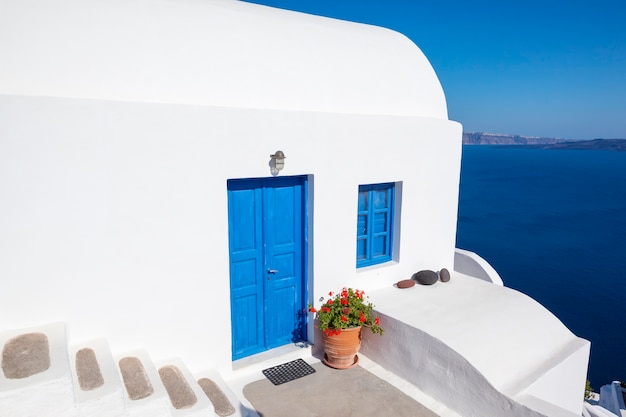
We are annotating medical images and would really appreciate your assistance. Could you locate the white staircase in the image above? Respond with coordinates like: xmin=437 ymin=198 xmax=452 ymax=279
xmin=0 ymin=323 xmax=243 ymax=417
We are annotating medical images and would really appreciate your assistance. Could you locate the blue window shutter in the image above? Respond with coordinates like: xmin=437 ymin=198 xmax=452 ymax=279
xmin=357 ymin=183 xmax=394 ymax=267
xmin=356 ymin=189 xmax=369 ymax=262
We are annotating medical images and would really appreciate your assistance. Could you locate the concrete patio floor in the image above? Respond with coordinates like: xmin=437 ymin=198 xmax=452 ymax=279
xmin=243 ymin=361 xmax=438 ymax=417
xmin=224 ymin=346 xmax=462 ymax=417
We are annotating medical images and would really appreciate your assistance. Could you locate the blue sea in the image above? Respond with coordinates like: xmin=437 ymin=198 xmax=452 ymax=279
xmin=456 ymin=145 xmax=626 ymax=388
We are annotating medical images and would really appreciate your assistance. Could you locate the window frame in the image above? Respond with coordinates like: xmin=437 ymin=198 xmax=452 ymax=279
xmin=356 ymin=182 xmax=394 ymax=268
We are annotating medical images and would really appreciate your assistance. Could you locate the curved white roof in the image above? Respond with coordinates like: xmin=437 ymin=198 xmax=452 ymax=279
xmin=372 ymin=274 xmax=585 ymax=396
xmin=0 ymin=0 xmax=448 ymax=119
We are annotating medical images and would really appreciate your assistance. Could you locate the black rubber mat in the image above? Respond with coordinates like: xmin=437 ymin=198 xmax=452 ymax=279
xmin=262 ymin=359 xmax=316 ymax=385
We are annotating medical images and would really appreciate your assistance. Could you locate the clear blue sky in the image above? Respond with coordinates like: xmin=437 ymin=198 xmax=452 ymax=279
xmin=243 ymin=0 xmax=626 ymax=139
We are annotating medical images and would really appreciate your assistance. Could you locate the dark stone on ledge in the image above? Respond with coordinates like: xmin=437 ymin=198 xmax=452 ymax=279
xmin=412 ymin=270 xmax=438 ymax=285
xmin=439 ymin=268 xmax=451 ymax=282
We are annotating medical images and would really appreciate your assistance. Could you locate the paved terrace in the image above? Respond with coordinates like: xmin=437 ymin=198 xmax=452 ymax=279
xmin=227 ymin=348 xmax=462 ymax=417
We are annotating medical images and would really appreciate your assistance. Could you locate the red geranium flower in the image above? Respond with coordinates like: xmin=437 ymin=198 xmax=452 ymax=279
xmin=307 ymin=287 xmax=384 ymax=336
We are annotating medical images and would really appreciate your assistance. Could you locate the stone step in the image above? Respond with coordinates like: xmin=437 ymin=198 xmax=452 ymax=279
xmin=116 ymin=350 xmax=171 ymax=417
xmin=155 ymin=358 xmax=215 ymax=417
xmin=195 ymin=369 xmax=240 ymax=417
xmin=0 ymin=323 xmax=246 ymax=417
xmin=69 ymin=338 xmax=128 ymax=417
xmin=0 ymin=322 xmax=76 ymax=417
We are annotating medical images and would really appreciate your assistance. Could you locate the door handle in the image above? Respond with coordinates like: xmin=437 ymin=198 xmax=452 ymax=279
xmin=267 ymin=268 xmax=278 ymax=281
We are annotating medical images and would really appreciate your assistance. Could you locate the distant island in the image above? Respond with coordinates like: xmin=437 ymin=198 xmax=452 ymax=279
xmin=463 ymin=132 xmax=626 ymax=151
xmin=463 ymin=132 xmax=566 ymax=145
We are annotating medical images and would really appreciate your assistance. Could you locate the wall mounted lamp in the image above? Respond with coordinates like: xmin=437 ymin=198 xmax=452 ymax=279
xmin=270 ymin=150 xmax=286 ymax=176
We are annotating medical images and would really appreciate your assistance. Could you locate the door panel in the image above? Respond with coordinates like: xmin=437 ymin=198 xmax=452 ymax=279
xmin=264 ymin=181 xmax=302 ymax=348
xmin=228 ymin=184 xmax=264 ymax=356
xmin=266 ymin=285 xmax=297 ymax=348
xmin=228 ymin=176 xmax=306 ymax=360
xmin=231 ymin=294 xmax=260 ymax=354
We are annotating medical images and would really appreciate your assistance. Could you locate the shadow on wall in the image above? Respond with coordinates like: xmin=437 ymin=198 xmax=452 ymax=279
xmin=454 ymin=248 xmax=503 ymax=285
xmin=360 ymin=311 xmax=547 ymax=417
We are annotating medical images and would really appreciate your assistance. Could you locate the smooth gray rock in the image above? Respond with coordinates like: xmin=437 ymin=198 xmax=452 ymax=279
xmin=412 ymin=270 xmax=438 ymax=285
xmin=439 ymin=268 xmax=451 ymax=282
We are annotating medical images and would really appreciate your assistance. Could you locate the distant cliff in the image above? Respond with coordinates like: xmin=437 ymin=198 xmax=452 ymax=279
xmin=463 ymin=132 xmax=566 ymax=145
xmin=462 ymin=132 xmax=626 ymax=151
xmin=543 ymin=139 xmax=626 ymax=151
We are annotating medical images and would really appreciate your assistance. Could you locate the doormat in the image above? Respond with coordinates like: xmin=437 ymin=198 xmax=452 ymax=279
xmin=262 ymin=359 xmax=316 ymax=385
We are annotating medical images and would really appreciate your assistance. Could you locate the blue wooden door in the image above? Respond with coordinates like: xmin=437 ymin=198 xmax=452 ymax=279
xmin=227 ymin=176 xmax=306 ymax=360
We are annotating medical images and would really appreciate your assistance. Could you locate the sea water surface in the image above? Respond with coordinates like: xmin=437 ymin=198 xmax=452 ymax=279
xmin=456 ymin=145 xmax=626 ymax=388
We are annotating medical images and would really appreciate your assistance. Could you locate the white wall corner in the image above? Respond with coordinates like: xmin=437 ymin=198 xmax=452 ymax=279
xmin=521 ymin=337 xmax=591 ymax=415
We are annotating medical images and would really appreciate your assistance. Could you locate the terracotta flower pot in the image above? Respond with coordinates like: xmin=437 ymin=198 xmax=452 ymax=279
xmin=322 ymin=326 xmax=362 ymax=369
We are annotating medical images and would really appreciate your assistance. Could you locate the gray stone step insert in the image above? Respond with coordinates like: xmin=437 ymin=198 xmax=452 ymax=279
xmin=76 ymin=347 xmax=104 ymax=391
xmin=119 ymin=356 xmax=154 ymax=400
xmin=194 ymin=368 xmax=243 ymax=417
xmin=69 ymin=338 xmax=125 ymax=405
xmin=69 ymin=339 xmax=127 ymax=417
xmin=1 ymin=332 xmax=50 ymax=379
xmin=115 ymin=349 xmax=171 ymax=416
xmin=198 ymin=377 xmax=236 ymax=416
xmin=0 ymin=323 xmax=75 ymax=416
xmin=0 ymin=322 xmax=71 ymax=391
xmin=159 ymin=364 xmax=197 ymax=409
xmin=155 ymin=358 xmax=214 ymax=416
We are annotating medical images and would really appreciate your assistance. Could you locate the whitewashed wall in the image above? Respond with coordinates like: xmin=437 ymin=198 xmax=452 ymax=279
xmin=0 ymin=0 xmax=462 ymax=371
xmin=0 ymin=95 xmax=461 ymax=371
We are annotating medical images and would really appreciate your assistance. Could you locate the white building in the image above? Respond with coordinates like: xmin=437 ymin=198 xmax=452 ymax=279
xmin=0 ymin=0 xmax=590 ymax=416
